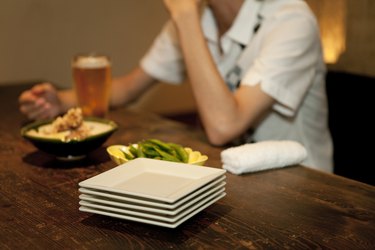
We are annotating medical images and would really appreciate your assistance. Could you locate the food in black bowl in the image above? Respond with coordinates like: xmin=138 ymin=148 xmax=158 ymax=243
xmin=21 ymin=108 xmax=117 ymax=161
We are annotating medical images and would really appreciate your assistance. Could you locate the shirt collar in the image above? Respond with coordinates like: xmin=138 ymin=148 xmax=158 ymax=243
xmin=201 ymin=7 xmax=217 ymax=43
xmin=201 ymin=0 xmax=261 ymax=46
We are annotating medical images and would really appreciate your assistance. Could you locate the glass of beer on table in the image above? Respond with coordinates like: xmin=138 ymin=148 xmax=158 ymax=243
xmin=72 ymin=54 xmax=112 ymax=117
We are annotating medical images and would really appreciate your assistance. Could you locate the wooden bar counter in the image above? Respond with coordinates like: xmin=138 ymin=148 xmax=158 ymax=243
xmin=1 ymin=83 xmax=374 ymax=249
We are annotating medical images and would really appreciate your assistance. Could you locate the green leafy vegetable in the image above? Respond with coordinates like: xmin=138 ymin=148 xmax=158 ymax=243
xmin=123 ymin=139 xmax=189 ymax=163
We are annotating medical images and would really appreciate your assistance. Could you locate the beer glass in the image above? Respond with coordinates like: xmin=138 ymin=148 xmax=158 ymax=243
xmin=72 ymin=54 xmax=112 ymax=117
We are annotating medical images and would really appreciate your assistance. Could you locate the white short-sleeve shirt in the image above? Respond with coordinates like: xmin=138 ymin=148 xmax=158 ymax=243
xmin=140 ymin=0 xmax=333 ymax=173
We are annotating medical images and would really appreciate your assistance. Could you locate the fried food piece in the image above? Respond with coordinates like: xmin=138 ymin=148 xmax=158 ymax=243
xmin=47 ymin=108 xmax=90 ymax=140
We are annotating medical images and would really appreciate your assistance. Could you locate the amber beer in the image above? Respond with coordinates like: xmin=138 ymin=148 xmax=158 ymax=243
xmin=72 ymin=55 xmax=111 ymax=117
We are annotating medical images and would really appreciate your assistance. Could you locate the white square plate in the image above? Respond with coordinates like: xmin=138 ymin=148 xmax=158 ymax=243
xmin=79 ymin=175 xmax=226 ymax=209
xmin=79 ymin=158 xmax=226 ymax=203
xmin=79 ymin=188 xmax=225 ymax=222
xmin=79 ymin=182 xmax=225 ymax=216
xmin=79 ymin=192 xmax=226 ymax=228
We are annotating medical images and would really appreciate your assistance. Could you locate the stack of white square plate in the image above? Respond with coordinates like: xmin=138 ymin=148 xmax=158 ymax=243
xmin=78 ymin=158 xmax=226 ymax=228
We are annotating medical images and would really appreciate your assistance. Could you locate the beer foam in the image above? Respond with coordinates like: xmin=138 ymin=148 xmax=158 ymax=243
xmin=73 ymin=56 xmax=110 ymax=69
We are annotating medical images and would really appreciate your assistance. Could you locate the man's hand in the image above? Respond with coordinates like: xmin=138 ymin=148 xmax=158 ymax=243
xmin=18 ymin=82 xmax=63 ymax=120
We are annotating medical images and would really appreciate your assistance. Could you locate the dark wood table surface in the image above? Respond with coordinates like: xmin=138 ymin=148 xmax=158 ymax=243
xmin=1 ymin=83 xmax=374 ymax=249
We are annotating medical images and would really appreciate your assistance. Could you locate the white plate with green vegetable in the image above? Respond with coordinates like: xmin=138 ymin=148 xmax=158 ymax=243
xmin=107 ymin=139 xmax=208 ymax=166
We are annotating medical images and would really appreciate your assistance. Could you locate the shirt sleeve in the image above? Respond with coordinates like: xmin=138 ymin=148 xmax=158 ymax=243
xmin=140 ymin=20 xmax=186 ymax=84
xmin=241 ymin=6 xmax=323 ymax=117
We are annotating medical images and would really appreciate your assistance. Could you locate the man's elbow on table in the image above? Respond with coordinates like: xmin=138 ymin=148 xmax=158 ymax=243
xmin=205 ymin=123 xmax=241 ymax=146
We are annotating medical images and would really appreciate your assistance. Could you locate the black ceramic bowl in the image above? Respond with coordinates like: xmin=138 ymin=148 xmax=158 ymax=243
xmin=21 ymin=117 xmax=118 ymax=160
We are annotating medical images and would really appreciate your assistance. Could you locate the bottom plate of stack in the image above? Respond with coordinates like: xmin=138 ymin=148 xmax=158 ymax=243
xmin=78 ymin=158 xmax=226 ymax=228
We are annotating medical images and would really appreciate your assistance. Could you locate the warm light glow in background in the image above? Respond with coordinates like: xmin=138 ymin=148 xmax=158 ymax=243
xmin=306 ymin=0 xmax=347 ymax=64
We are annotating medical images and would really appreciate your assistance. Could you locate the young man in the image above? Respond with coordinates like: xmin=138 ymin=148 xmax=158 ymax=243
xmin=19 ymin=0 xmax=333 ymax=172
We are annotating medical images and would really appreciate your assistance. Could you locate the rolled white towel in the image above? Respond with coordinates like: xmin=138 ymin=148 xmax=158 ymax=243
xmin=221 ymin=140 xmax=307 ymax=175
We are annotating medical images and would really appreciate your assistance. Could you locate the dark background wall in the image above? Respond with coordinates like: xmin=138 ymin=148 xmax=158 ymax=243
xmin=326 ymin=71 xmax=375 ymax=185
